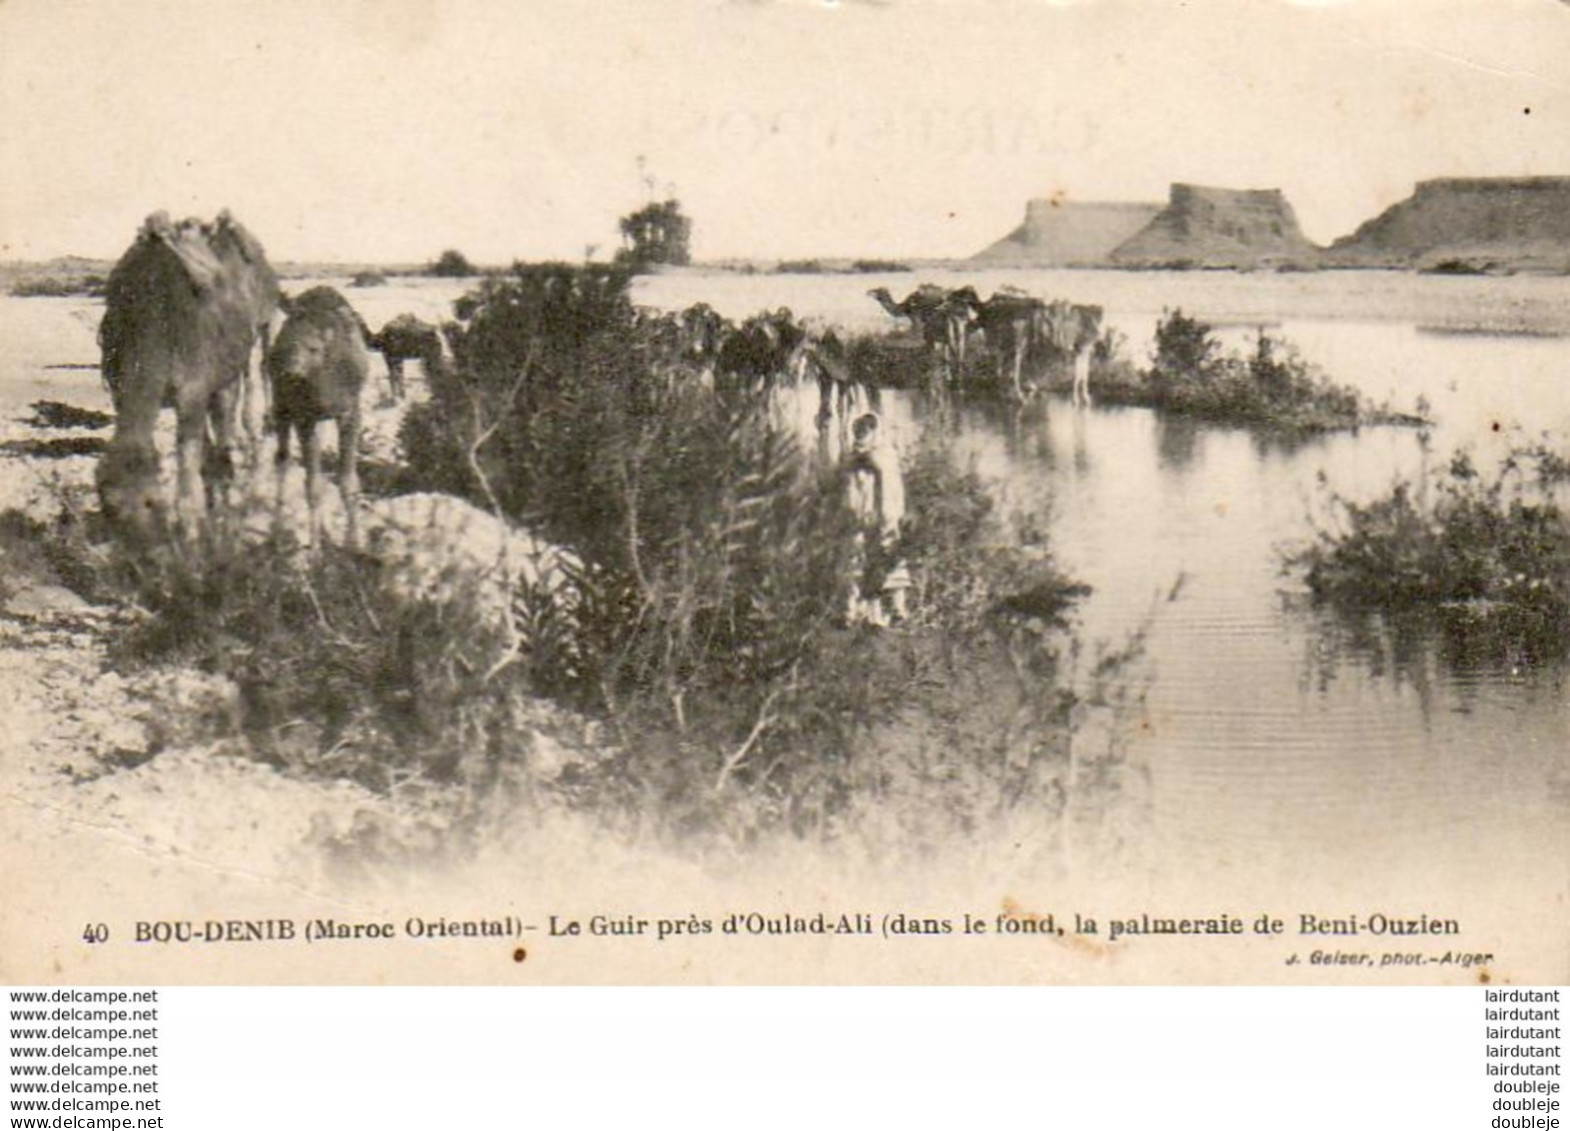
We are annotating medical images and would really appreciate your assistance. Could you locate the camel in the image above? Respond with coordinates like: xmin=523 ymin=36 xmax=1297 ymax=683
xmin=867 ymin=285 xmax=976 ymax=385
xmin=266 ymin=286 xmax=371 ymax=548
xmin=968 ymin=290 xmax=1048 ymax=401
xmin=678 ymin=302 xmax=729 ymax=372
xmin=368 ymin=313 xmax=449 ymax=401
xmin=715 ymin=307 xmax=810 ymax=395
xmin=1036 ymin=301 xmax=1104 ymax=407
xmin=97 ymin=211 xmax=279 ymax=535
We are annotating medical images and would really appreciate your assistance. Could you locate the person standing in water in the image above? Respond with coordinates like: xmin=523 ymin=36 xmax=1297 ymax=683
xmin=843 ymin=412 xmax=910 ymax=627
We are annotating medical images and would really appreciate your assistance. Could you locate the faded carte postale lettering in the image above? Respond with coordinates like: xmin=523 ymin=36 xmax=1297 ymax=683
xmin=0 ymin=0 xmax=1565 ymax=987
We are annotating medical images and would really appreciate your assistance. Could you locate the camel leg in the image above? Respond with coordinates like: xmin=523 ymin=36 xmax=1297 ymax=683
xmin=174 ymin=409 xmax=209 ymax=536
xmin=206 ymin=382 xmax=242 ymax=515
xmin=243 ymin=326 xmax=273 ymax=459
xmin=385 ymin=357 xmax=404 ymax=403
xmin=1011 ymin=347 xmax=1027 ymax=403
xmin=1073 ymin=348 xmax=1092 ymax=408
xmin=272 ymin=417 xmax=293 ymax=537
xmin=337 ymin=407 xmax=362 ymax=550
xmin=302 ymin=421 xmax=323 ymax=552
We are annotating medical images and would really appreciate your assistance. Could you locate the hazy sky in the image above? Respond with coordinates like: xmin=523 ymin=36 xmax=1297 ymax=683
xmin=2 ymin=0 xmax=1567 ymax=264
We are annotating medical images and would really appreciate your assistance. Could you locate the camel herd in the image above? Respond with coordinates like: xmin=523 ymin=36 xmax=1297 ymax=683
xmin=93 ymin=212 xmax=444 ymax=546
xmin=90 ymin=212 xmax=1105 ymax=545
xmin=868 ymin=284 xmax=1103 ymax=404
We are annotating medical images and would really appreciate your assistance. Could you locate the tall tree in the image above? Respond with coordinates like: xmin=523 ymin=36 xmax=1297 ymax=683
xmin=616 ymin=199 xmax=692 ymax=271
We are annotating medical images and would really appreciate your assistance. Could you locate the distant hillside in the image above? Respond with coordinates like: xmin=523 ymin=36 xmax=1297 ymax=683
xmin=1110 ymin=184 xmax=1320 ymax=269
xmin=971 ymin=200 xmax=1161 ymax=266
xmin=1326 ymin=177 xmax=1570 ymax=271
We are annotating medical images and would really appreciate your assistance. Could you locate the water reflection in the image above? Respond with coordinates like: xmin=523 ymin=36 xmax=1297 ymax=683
xmin=1153 ymin=414 xmax=1202 ymax=472
xmin=1309 ymin=600 xmax=1570 ymax=685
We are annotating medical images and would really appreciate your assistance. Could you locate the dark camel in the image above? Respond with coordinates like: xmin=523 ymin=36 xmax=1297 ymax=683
xmin=634 ymin=302 xmax=731 ymax=388
xmin=97 ymin=211 xmax=279 ymax=535
xmin=968 ymin=290 xmax=1048 ymax=401
xmin=715 ymin=307 xmax=810 ymax=394
xmin=678 ymin=302 xmax=729 ymax=372
xmin=867 ymin=285 xmax=976 ymax=385
xmin=368 ymin=313 xmax=448 ymax=401
xmin=266 ymin=286 xmax=371 ymax=548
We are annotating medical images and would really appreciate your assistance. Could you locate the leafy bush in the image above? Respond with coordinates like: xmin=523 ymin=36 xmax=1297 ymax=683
xmin=1290 ymin=445 xmax=1570 ymax=664
xmin=1094 ymin=309 xmax=1393 ymax=431
xmin=1150 ymin=308 xmax=1220 ymax=393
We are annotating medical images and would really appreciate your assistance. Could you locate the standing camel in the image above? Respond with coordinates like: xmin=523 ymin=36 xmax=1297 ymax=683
xmin=867 ymin=285 xmax=976 ymax=386
xmin=678 ymin=302 xmax=729 ymax=375
xmin=368 ymin=313 xmax=449 ymax=401
xmin=715 ymin=307 xmax=810 ymax=396
xmin=1036 ymin=301 xmax=1104 ymax=407
xmin=267 ymin=286 xmax=371 ymax=548
xmin=968 ymin=290 xmax=1048 ymax=402
xmin=97 ymin=211 xmax=279 ymax=535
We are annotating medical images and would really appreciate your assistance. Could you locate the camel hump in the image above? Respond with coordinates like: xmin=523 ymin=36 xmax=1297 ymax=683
xmin=138 ymin=211 xmax=175 ymax=240
xmin=211 ymin=209 xmax=269 ymax=267
xmin=135 ymin=211 xmax=260 ymax=297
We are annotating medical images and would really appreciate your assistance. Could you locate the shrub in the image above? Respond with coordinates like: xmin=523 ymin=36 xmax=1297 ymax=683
xmin=11 ymin=275 xmax=100 ymax=298
xmin=428 ymin=249 xmax=476 ymax=277
xmin=395 ymin=264 xmax=1104 ymax=843
xmin=1290 ymin=445 xmax=1570 ymax=665
xmin=1096 ymin=310 xmax=1387 ymax=431
xmin=1151 ymin=308 xmax=1221 ymax=389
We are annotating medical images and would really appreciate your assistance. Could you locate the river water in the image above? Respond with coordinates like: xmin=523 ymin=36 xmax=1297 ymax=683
xmin=638 ymin=268 xmax=1570 ymax=904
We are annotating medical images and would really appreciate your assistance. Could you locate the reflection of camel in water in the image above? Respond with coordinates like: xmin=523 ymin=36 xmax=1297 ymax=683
xmin=96 ymin=211 xmax=279 ymax=534
xmin=368 ymin=313 xmax=448 ymax=401
xmin=267 ymin=286 xmax=370 ymax=548
xmin=867 ymin=285 xmax=976 ymax=385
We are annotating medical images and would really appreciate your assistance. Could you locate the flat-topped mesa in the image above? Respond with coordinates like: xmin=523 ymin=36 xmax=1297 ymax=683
xmin=971 ymin=199 xmax=1162 ymax=266
xmin=1327 ymin=176 xmax=1570 ymax=270
xmin=1109 ymin=183 xmax=1321 ymax=269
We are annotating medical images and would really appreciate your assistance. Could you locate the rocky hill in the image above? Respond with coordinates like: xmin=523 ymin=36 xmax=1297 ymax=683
xmin=1109 ymin=184 xmax=1320 ymax=269
xmin=1325 ymin=177 xmax=1570 ymax=272
xmin=971 ymin=199 xmax=1161 ymax=266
